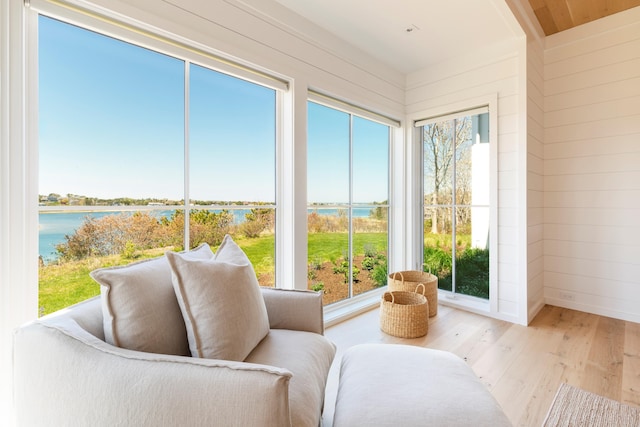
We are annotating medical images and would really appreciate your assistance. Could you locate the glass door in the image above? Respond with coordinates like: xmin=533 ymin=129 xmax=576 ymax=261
xmin=421 ymin=108 xmax=490 ymax=299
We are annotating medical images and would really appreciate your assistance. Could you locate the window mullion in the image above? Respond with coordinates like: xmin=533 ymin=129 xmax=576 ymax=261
xmin=348 ymin=114 xmax=354 ymax=299
xmin=451 ymin=119 xmax=457 ymax=295
xmin=184 ymin=61 xmax=190 ymax=250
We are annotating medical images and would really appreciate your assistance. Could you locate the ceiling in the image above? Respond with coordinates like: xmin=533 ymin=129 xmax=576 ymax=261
xmin=240 ymin=0 xmax=640 ymax=74
xmin=528 ymin=0 xmax=640 ymax=35
xmin=268 ymin=0 xmax=520 ymax=74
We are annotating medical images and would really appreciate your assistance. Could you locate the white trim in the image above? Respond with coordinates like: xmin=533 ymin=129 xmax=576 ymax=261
xmin=308 ymin=90 xmax=401 ymax=128
xmin=1 ymin=2 xmax=39 ymax=425
xmin=408 ymin=93 xmax=499 ymax=317
xmin=324 ymin=287 xmax=386 ymax=327
xmin=306 ymin=95 xmax=392 ymax=301
xmin=414 ymin=105 xmax=490 ymax=128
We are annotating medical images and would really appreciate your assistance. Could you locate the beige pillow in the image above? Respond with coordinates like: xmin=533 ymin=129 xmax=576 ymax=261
xmin=167 ymin=235 xmax=269 ymax=361
xmin=90 ymin=243 xmax=213 ymax=355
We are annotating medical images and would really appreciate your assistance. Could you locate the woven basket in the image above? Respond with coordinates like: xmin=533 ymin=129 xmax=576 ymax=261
xmin=388 ymin=270 xmax=438 ymax=317
xmin=380 ymin=285 xmax=429 ymax=338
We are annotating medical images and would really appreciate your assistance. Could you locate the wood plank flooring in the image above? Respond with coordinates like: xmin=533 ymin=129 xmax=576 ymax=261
xmin=322 ymin=304 xmax=640 ymax=426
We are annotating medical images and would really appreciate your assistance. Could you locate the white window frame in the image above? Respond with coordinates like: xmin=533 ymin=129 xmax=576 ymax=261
xmin=307 ymin=91 xmax=400 ymax=324
xmin=409 ymin=94 xmax=499 ymax=316
xmin=29 ymin=2 xmax=290 ymax=289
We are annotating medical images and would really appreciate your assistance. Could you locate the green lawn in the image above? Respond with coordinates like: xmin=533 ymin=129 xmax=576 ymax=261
xmin=38 ymin=232 xmax=388 ymax=316
xmin=39 ymin=232 xmax=490 ymax=316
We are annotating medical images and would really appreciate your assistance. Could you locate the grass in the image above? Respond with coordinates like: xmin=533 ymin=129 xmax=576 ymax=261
xmin=38 ymin=232 xmax=388 ymax=316
xmin=38 ymin=248 xmax=167 ymax=316
xmin=308 ymin=233 xmax=387 ymax=262
xmin=39 ymin=231 xmax=490 ymax=316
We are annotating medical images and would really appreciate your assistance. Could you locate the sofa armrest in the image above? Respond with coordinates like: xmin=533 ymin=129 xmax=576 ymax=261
xmin=13 ymin=318 xmax=293 ymax=427
xmin=260 ymin=287 xmax=325 ymax=334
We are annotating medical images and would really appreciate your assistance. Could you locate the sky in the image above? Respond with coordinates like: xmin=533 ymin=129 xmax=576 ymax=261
xmin=38 ymin=15 xmax=389 ymax=205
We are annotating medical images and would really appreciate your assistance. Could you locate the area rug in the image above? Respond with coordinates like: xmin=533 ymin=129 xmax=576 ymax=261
xmin=543 ymin=382 xmax=640 ymax=426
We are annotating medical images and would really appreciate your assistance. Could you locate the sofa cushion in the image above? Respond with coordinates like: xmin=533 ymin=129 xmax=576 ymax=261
xmin=244 ymin=329 xmax=337 ymax=427
xmin=90 ymin=243 xmax=213 ymax=355
xmin=166 ymin=235 xmax=270 ymax=361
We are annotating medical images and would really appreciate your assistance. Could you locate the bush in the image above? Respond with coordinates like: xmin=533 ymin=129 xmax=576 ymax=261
xmin=425 ymin=246 xmax=489 ymax=299
xmin=56 ymin=213 xmax=163 ymax=261
xmin=55 ymin=209 xmax=236 ymax=262
xmin=332 ymin=259 xmax=359 ymax=283
xmin=241 ymin=208 xmax=274 ymax=238
xmin=189 ymin=209 xmax=234 ymax=247
xmin=121 ymin=241 xmax=136 ymax=259
xmin=370 ymin=255 xmax=388 ymax=287
xmin=454 ymin=248 xmax=489 ymax=298
xmin=361 ymin=256 xmax=376 ymax=271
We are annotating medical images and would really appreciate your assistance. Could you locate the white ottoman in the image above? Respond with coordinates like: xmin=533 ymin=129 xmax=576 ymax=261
xmin=332 ymin=344 xmax=511 ymax=427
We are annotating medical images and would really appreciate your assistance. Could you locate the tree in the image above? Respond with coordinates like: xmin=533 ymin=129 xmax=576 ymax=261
xmin=423 ymin=117 xmax=472 ymax=234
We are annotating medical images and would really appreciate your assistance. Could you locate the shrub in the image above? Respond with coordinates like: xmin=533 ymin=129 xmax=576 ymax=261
xmin=370 ymin=256 xmax=388 ymax=288
xmin=361 ymin=256 xmax=376 ymax=271
xmin=241 ymin=208 xmax=274 ymax=238
xmin=332 ymin=259 xmax=359 ymax=283
xmin=363 ymin=243 xmax=377 ymax=258
xmin=423 ymin=246 xmax=452 ymax=277
xmin=121 ymin=241 xmax=136 ymax=259
xmin=425 ymin=247 xmax=489 ymax=299
xmin=56 ymin=213 xmax=162 ymax=261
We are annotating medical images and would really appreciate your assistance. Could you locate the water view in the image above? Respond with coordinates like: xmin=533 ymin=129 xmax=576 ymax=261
xmin=39 ymin=207 xmax=375 ymax=262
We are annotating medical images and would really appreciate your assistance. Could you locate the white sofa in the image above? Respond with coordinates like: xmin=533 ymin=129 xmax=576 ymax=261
xmin=13 ymin=287 xmax=336 ymax=427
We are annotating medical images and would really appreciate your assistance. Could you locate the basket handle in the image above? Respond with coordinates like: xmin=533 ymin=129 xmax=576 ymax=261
xmin=391 ymin=271 xmax=405 ymax=285
xmin=415 ymin=283 xmax=425 ymax=295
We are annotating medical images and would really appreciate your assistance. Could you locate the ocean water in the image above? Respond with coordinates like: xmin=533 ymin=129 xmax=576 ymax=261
xmin=39 ymin=207 xmax=375 ymax=261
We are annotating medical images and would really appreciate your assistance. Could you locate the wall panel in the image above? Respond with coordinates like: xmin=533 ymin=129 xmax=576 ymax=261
xmin=544 ymin=8 xmax=640 ymax=324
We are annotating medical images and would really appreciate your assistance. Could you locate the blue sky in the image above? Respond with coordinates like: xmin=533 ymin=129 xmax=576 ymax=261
xmin=39 ymin=16 xmax=388 ymax=204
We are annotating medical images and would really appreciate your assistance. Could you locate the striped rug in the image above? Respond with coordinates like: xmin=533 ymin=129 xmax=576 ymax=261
xmin=543 ymin=383 xmax=640 ymax=427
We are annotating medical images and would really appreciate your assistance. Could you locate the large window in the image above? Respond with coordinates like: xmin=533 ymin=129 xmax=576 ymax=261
xmin=420 ymin=108 xmax=491 ymax=300
xmin=38 ymin=16 xmax=277 ymax=315
xmin=307 ymin=101 xmax=390 ymax=305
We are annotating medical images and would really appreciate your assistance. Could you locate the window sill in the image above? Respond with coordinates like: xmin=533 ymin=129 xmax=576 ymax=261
xmin=437 ymin=290 xmax=490 ymax=314
xmin=323 ymin=287 xmax=492 ymax=328
xmin=323 ymin=287 xmax=386 ymax=328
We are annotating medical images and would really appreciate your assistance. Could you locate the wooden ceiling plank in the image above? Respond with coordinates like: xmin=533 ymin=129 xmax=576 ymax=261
xmin=613 ymin=0 xmax=640 ymax=14
xmin=567 ymin=0 xmax=598 ymax=27
xmin=528 ymin=0 xmax=640 ymax=36
xmin=532 ymin=5 xmax=560 ymax=35
xmin=545 ymin=0 xmax=576 ymax=33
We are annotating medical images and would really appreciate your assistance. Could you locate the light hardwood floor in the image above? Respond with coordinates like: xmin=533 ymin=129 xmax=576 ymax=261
xmin=322 ymin=303 xmax=640 ymax=427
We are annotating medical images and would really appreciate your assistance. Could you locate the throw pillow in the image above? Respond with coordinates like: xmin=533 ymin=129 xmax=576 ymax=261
xmin=90 ymin=243 xmax=213 ymax=355
xmin=166 ymin=235 xmax=269 ymax=361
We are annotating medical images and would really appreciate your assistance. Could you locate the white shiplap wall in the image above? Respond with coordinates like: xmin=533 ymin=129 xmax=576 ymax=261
xmin=405 ymin=39 xmax=525 ymax=324
xmin=517 ymin=0 xmax=547 ymax=323
xmin=543 ymin=7 xmax=640 ymax=323
xmin=527 ymin=31 xmax=546 ymax=323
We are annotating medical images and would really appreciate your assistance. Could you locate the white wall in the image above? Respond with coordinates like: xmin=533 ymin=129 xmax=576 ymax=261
xmin=405 ymin=36 xmax=526 ymax=324
xmin=543 ymin=7 xmax=640 ymax=323
xmin=525 ymin=31 xmax=545 ymax=323
xmin=505 ymin=0 xmax=547 ymax=323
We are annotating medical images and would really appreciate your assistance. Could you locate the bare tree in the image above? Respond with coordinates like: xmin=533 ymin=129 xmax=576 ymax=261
xmin=423 ymin=117 xmax=472 ymax=234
